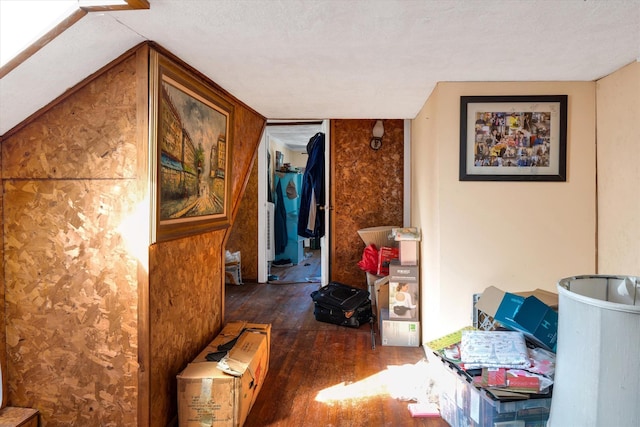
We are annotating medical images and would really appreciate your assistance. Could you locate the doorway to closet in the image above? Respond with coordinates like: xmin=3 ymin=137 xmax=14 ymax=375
xmin=257 ymin=120 xmax=330 ymax=285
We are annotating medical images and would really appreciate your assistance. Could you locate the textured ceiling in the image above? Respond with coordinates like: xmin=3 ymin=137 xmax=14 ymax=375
xmin=266 ymin=121 xmax=324 ymax=150
xmin=1 ymin=0 xmax=639 ymax=137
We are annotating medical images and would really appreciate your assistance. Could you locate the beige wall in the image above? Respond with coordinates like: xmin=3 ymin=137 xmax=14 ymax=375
xmin=269 ymin=137 xmax=305 ymax=170
xmin=412 ymin=81 xmax=597 ymax=342
xmin=596 ymin=61 xmax=640 ymax=276
xmin=286 ymin=147 xmax=308 ymax=169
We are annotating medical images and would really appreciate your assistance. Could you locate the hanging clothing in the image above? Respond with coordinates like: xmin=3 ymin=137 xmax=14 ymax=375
xmin=274 ymin=179 xmax=288 ymax=255
xmin=267 ymin=151 xmax=274 ymax=203
xmin=298 ymin=132 xmax=325 ymax=238
xmin=286 ymin=178 xmax=298 ymax=199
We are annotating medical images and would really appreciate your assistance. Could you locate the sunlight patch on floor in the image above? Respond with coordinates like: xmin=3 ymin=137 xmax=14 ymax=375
xmin=315 ymin=359 xmax=439 ymax=404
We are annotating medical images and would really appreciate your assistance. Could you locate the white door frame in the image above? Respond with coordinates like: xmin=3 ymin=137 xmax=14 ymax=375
xmin=320 ymin=120 xmax=330 ymax=286
xmin=257 ymin=120 xmax=330 ymax=284
xmin=257 ymin=130 xmax=269 ymax=283
xmin=403 ymin=119 xmax=411 ymax=227
xmin=258 ymin=119 xmax=408 ymax=284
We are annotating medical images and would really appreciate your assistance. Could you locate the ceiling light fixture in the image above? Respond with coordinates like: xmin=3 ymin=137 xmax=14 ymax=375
xmin=370 ymin=120 xmax=384 ymax=150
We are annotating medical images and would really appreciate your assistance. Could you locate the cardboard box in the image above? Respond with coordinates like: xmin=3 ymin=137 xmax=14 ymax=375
xmin=177 ymin=321 xmax=271 ymax=427
xmin=475 ymin=286 xmax=558 ymax=351
xmin=399 ymin=240 xmax=418 ymax=265
xmin=388 ymin=261 xmax=419 ymax=321
xmin=366 ymin=271 xmax=384 ymax=298
xmin=392 ymin=227 xmax=421 ymax=265
xmin=357 ymin=226 xmax=398 ymax=248
xmin=377 ymin=246 xmax=399 ymax=276
xmin=515 ymin=288 xmax=558 ymax=310
xmin=375 ymin=277 xmax=389 ymax=310
xmin=380 ymin=308 xmax=420 ymax=347
xmin=375 ymin=280 xmax=389 ymax=322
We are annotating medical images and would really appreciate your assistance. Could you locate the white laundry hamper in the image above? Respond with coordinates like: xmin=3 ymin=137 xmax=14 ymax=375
xmin=548 ymin=275 xmax=640 ymax=427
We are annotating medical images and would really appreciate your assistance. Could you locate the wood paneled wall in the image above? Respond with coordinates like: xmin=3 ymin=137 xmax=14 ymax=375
xmin=0 ymin=42 xmax=265 ymax=426
xmin=330 ymin=119 xmax=404 ymax=288
xmin=0 ymin=149 xmax=5 ymax=410
xmin=149 ymin=232 xmax=224 ymax=424
xmin=2 ymin=50 xmax=141 ymax=426
xmin=226 ymin=157 xmax=259 ymax=283
xmin=148 ymin=51 xmax=265 ymax=424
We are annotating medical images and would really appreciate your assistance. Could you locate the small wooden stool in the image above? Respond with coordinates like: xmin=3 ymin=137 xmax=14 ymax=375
xmin=0 ymin=407 xmax=38 ymax=427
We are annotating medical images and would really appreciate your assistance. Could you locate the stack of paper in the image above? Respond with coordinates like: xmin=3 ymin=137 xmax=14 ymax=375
xmin=460 ymin=330 xmax=530 ymax=370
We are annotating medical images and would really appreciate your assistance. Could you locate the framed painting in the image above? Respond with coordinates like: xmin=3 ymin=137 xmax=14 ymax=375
xmin=459 ymin=95 xmax=567 ymax=181
xmin=150 ymin=51 xmax=234 ymax=242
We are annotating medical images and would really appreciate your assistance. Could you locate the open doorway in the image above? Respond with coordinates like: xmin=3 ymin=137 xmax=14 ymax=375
xmin=257 ymin=120 xmax=329 ymax=285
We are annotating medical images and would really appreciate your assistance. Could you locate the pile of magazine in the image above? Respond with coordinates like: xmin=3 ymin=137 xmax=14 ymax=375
xmin=426 ymin=327 xmax=556 ymax=399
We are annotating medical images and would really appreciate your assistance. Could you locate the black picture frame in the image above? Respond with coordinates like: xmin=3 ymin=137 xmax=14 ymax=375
xmin=460 ymin=95 xmax=567 ymax=181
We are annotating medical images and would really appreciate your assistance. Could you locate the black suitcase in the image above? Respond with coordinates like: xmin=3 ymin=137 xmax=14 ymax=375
xmin=312 ymin=298 xmax=373 ymax=328
xmin=310 ymin=281 xmax=375 ymax=345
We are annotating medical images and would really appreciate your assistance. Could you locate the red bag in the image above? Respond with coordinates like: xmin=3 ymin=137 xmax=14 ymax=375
xmin=357 ymin=244 xmax=379 ymax=275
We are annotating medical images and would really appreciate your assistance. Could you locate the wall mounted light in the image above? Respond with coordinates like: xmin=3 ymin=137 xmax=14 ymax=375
xmin=370 ymin=120 xmax=384 ymax=150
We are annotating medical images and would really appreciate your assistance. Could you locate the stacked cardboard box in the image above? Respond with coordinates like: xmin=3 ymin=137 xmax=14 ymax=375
xmin=381 ymin=261 xmax=420 ymax=346
xmin=177 ymin=321 xmax=271 ymax=427
xmin=394 ymin=227 xmax=420 ymax=265
xmin=380 ymin=227 xmax=422 ymax=347
xmin=388 ymin=262 xmax=419 ymax=322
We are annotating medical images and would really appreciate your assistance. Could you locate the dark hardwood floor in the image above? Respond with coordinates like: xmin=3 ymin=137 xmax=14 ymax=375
xmin=269 ymin=249 xmax=322 ymax=284
xmin=225 ymin=281 xmax=449 ymax=427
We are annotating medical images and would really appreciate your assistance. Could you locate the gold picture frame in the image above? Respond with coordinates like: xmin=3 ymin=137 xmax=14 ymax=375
xmin=150 ymin=51 xmax=234 ymax=242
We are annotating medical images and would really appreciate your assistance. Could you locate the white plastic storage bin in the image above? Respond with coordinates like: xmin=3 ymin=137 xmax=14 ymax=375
xmin=434 ymin=355 xmax=551 ymax=427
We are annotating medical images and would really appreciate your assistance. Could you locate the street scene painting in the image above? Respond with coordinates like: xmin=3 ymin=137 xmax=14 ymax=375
xmin=152 ymin=53 xmax=233 ymax=241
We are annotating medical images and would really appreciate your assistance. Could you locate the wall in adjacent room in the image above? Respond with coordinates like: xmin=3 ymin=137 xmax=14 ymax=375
xmin=412 ymin=81 xmax=597 ymax=342
xmin=595 ymin=61 xmax=640 ymax=276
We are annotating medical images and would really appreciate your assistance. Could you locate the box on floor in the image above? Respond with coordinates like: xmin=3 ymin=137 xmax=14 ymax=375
xmin=379 ymin=308 xmax=420 ymax=347
xmin=177 ymin=321 xmax=271 ymax=427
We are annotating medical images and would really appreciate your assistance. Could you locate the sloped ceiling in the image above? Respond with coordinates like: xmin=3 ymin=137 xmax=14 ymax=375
xmin=1 ymin=0 xmax=639 ymax=137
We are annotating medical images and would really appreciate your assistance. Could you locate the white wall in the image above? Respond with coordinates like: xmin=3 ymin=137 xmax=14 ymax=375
xmin=596 ymin=61 xmax=640 ymax=276
xmin=412 ymin=81 xmax=597 ymax=342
